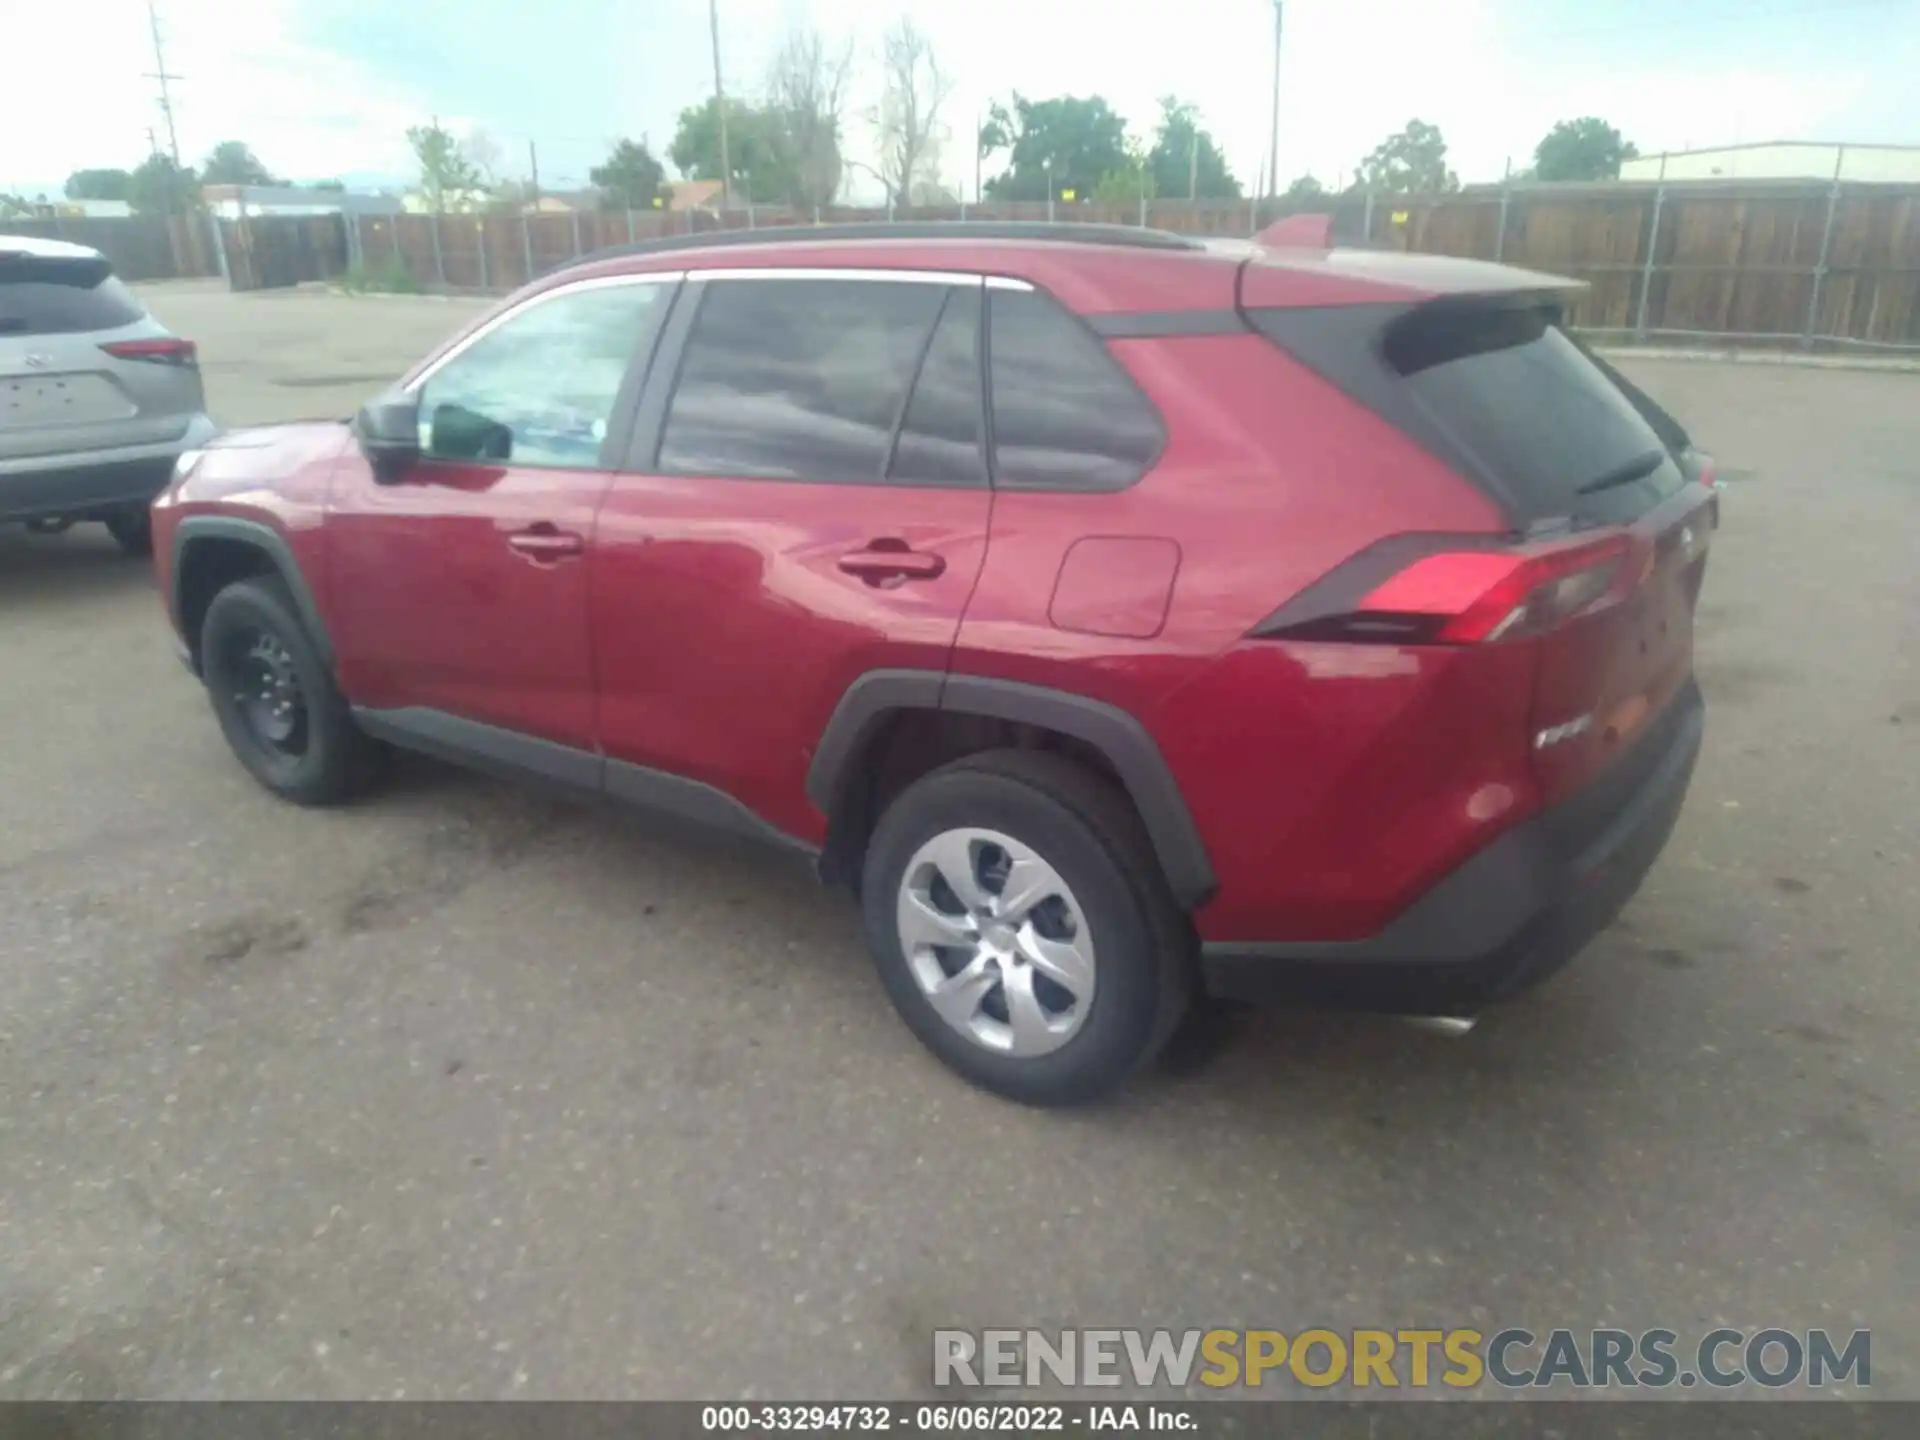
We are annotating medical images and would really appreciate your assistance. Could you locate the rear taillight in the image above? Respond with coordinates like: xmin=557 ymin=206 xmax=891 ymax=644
xmin=101 ymin=336 xmax=197 ymax=367
xmin=1259 ymin=535 xmax=1630 ymax=646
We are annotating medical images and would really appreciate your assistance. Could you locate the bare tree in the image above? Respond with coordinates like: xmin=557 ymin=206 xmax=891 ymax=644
xmin=872 ymin=16 xmax=953 ymax=206
xmin=766 ymin=24 xmax=854 ymax=208
xmin=463 ymin=128 xmax=503 ymax=186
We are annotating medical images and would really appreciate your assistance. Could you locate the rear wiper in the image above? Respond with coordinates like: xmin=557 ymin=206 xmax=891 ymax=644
xmin=1574 ymin=448 xmax=1666 ymax=496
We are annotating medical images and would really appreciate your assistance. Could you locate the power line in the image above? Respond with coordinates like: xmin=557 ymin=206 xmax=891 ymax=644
xmin=144 ymin=0 xmax=183 ymax=168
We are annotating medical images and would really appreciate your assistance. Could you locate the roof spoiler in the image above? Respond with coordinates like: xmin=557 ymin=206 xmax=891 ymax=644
xmin=1254 ymin=213 xmax=1335 ymax=249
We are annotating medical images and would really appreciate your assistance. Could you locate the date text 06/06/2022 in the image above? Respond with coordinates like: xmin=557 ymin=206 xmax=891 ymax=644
xmin=700 ymin=1403 xmax=1197 ymax=1432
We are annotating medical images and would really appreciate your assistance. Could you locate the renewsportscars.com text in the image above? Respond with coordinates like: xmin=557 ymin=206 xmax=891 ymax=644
xmin=933 ymin=1327 xmax=1871 ymax=1391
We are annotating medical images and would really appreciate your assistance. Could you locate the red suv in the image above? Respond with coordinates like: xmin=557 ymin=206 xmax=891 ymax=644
xmin=153 ymin=223 xmax=1713 ymax=1104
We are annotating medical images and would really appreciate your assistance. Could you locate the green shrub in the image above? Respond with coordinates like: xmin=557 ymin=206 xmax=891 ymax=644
xmin=340 ymin=256 xmax=422 ymax=294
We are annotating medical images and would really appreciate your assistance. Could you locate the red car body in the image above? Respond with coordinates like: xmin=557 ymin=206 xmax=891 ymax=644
xmin=154 ymin=224 xmax=1712 ymax=1019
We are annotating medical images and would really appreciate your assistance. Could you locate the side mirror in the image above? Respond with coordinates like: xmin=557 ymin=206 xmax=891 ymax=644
xmin=425 ymin=403 xmax=513 ymax=463
xmin=354 ymin=397 xmax=420 ymax=481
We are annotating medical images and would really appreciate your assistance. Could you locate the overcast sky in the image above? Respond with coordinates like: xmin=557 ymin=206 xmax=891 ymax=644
xmin=5 ymin=0 xmax=1919 ymax=200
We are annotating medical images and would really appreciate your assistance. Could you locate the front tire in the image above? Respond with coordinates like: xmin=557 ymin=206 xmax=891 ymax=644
xmin=104 ymin=506 xmax=152 ymax=556
xmin=200 ymin=576 xmax=375 ymax=805
xmin=861 ymin=750 xmax=1193 ymax=1105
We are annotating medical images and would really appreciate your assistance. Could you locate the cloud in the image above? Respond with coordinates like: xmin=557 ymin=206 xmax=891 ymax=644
xmin=2 ymin=0 xmax=1898 ymax=201
xmin=0 ymin=0 xmax=434 ymax=191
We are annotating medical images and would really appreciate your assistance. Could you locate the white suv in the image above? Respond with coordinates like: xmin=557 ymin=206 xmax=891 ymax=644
xmin=2 ymin=236 xmax=216 ymax=554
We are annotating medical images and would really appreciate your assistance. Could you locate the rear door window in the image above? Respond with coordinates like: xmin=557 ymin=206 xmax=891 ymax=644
xmin=658 ymin=277 xmax=947 ymax=482
xmin=986 ymin=289 xmax=1163 ymax=491
xmin=0 ymin=256 xmax=145 ymax=336
xmin=887 ymin=287 xmax=986 ymax=486
xmin=1384 ymin=303 xmax=1684 ymax=525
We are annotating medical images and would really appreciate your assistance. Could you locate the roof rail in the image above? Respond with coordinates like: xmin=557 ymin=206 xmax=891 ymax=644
xmin=550 ymin=221 xmax=1204 ymax=277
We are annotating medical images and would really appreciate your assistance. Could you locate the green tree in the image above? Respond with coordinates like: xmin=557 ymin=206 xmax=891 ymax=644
xmin=64 ymin=168 xmax=133 ymax=201
xmin=669 ymin=97 xmax=788 ymax=203
xmin=0 ymin=193 xmax=38 ymax=219
xmin=201 ymin=141 xmax=279 ymax=186
xmin=1146 ymin=97 xmax=1241 ymax=201
xmin=979 ymin=93 xmax=1131 ymax=202
xmin=406 ymin=123 xmax=484 ymax=212
xmin=1533 ymin=117 xmax=1638 ymax=182
xmin=1356 ymin=119 xmax=1458 ymax=194
xmin=591 ymin=138 xmax=667 ymax=210
xmin=1283 ymin=174 xmax=1328 ymax=201
xmin=1091 ymin=161 xmax=1152 ymax=204
xmin=305 ymin=179 xmax=348 ymax=193
xmin=128 ymin=154 xmax=200 ymax=214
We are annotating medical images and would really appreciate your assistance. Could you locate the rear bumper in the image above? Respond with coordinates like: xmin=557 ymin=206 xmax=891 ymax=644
xmin=1 ymin=414 xmax=217 ymax=520
xmin=1201 ymin=679 xmax=1705 ymax=1013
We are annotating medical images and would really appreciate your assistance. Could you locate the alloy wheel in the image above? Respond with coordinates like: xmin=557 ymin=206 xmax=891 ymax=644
xmin=895 ymin=827 xmax=1096 ymax=1057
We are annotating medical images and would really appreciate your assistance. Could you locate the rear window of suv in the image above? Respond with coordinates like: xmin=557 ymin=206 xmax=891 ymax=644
xmin=1384 ymin=303 xmax=1684 ymax=525
xmin=0 ymin=255 xmax=145 ymax=336
xmin=1253 ymin=299 xmax=1686 ymax=527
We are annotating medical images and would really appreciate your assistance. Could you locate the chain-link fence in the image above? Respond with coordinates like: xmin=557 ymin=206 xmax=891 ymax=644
xmin=334 ymin=195 xmax=1312 ymax=296
xmin=1330 ymin=175 xmax=1920 ymax=353
xmin=14 ymin=174 xmax=1920 ymax=352
xmin=331 ymin=180 xmax=1920 ymax=353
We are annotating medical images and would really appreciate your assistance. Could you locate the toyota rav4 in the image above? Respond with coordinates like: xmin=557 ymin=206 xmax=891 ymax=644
xmin=153 ymin=222 xmax=1714 ymax=1104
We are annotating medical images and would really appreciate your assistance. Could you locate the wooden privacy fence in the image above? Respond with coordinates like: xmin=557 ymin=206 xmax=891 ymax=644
xmin=12 ymin=180 xmax=1919 ymax=349
xmin=219 ymin=215 xmax=352 ymax=290
xmin=339 ymin=198 xmax=1300 ymax=294
xmin=1325 ymin=179 xmax=1920 ymax=351
xmin=338 ymin=181 xmax=1920 ymax=351
xmin=2 ymin=214 xmax=220 ymax=281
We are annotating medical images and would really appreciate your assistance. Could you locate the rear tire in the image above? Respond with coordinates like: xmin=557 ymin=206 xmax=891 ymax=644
xmin=860 ymin=749 xmax=1193 ymax=1105
xmin=104 ymin=506 xmax=152 ymax=556
xmin=200 ymin=576 xmax=376 ymax=805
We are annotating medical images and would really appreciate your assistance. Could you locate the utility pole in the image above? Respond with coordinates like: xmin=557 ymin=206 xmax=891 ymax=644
xmin=528 ymin=139 xmax=540 ymax=207
xmin=975 ymin=112 xmax=983 ymax=206
xmin=1188 ymin=128 xmax=1198 ymax=202
xmin=145 ymin=0 xmax=183 ymax=169
xmin=1267 ymin=0 xmax=1284 ymax=200
xmin=709 ymin=0 xmax=732 ymax=211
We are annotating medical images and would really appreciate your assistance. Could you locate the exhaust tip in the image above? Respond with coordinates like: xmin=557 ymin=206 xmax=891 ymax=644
xmin=1402 ymin=1015 xmax=1478 ymax=1038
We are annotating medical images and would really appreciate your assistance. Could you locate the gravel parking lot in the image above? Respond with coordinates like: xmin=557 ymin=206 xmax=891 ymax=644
xmin=2 ymin=282 xmax=1915 ymax=1400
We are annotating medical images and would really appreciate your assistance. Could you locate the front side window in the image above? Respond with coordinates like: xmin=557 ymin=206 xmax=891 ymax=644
xmin=987 ymin=289 xmax=1164 ymax=491
xmin=415 ymin=280 xmax=672 ymax=469
xmin=657 ymin=277 xmax=947 ymax=482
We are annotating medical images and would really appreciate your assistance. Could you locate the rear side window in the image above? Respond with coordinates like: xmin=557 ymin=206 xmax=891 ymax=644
xmin=0 ymin=256 xmax=145 ymax=336
xmin=987 ymin=289 xmax=1163 ymax=490
xmin=1385 ymin=304 xmax=1684 ymax=524
xmin=659 ymin=277 xmax=946 ymax=482
xmin=887 ymin=287 xmax=985 ymax=486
